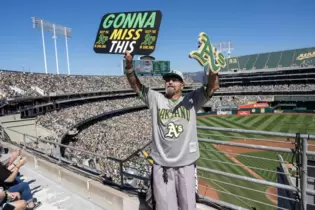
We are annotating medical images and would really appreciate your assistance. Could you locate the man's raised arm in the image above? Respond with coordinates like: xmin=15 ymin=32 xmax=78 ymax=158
xmin=188 ymin=70 xmax=220 ymax=112
xmin=206 ymin=71 xmax=219 ymax=98
xmin=124 ymin=51 xmax=142 ymax=94
xmin=124 ymin=51 xmax=160 ymax=108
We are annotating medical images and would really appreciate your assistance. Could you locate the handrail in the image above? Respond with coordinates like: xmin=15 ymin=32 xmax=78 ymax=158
xmin=199 ymin=138 xmax=293 ymax=153
xmin=197 ymin=126 xmax=315 ymax=139
xmin=278 ymin=154 xmax=296 ymax=187
xmin=122 ymin=140 xmax=152 ymax=163
xmin=197 ymin=166 xmax=298 ymax=192
xmin=38 ymin=138 xmax=122 ymax=162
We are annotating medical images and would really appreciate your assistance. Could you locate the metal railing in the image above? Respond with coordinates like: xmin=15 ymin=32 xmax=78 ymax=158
xmin=196 ymin=126 xmax=315 ymax=210
xmin=3 ymin=126 xmax=151 ymax=190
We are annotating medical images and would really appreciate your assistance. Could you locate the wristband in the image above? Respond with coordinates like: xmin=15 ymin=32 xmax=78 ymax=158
xmin=126 ymin=68 xmax=134 ymax=74
xmin=4 ymin=190 xmax=8 ymax=200
xmin=126 ymin=71 xmax=135 ymax=76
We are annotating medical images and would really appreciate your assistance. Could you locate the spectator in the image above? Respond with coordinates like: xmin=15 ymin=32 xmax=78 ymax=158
xmin=0 ymin=190 xmax=26 ymax=210
xmin=0 ymin=158 xmax=41 ymax=209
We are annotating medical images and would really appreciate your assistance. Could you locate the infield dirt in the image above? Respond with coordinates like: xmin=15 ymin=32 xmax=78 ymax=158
xmin=198 ymin=178 xmax=219 ymax=200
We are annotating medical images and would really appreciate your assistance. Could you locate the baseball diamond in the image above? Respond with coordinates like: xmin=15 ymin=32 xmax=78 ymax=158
xmin=196 ymin=113 xmax=315 ymax=210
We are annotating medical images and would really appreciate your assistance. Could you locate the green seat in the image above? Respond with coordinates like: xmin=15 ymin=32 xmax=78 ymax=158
xmin=254 ymin=53 xmax=269 ymax=69
xmin=278 ymin=49 xmax=295 ymax=67
xmin=238 ymin=55 xmax=250 ymax=70
xmin=245 ymin=54 xmax=258 ymax=70
xmin=266 ymin=51 xmax=282 ymax=68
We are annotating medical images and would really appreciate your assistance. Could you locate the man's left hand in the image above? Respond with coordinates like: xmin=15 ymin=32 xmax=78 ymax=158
xmin=207 ymin=72 xmax=219 ymax=97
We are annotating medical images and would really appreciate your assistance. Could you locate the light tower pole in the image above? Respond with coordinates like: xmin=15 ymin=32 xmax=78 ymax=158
xmin=32 ymin=17 xmax=72 ymax=75
xmin=213 ymin=41 xmax=234 ymax=58
xmin=52 ymin=24 xmax=59 ymax=74
xmin=64 ymin=28 xmax=71 ymax=75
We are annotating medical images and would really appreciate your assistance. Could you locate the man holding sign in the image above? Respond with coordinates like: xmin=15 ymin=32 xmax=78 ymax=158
xmin=124 ymin=32 xmax=224 ymax=210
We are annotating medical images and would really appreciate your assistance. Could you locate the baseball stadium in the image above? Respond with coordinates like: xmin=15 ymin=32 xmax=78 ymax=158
xmin=1 ymin=44 xmax=315 ymax=210
xmin=1 ymin=6 xmax=315 ymax=210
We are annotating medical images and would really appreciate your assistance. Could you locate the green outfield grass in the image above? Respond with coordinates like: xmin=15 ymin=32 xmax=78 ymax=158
xmin=196 ymin=114 xmax=315 ymax=210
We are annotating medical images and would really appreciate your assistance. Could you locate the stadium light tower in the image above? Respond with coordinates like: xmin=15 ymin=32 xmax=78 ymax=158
xmin=213 ymin=41 xmax=234 ymax=58
xmin=32 ymin=17 xmax=72 ymax=75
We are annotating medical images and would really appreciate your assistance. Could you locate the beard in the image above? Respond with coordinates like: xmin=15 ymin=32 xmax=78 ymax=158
xmin=165 ymin=87 xmax=176 ymax=96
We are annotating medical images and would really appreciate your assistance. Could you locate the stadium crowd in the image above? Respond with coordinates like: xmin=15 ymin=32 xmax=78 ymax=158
xmin=69 ymin=109 xmax=151 ymax=160
xmin=36 ymin=97 xmax=145 ymax=138
xmin=208 ymin=95 xmax=273 ymax=108
xmin=0 ymin=70 xmax=193 ymax=99
xmin=32 ymin=96 xmax=151 ymax=185
xmin=2 ymin=69 xmax=314 ymax=100
xmin=66 ymin=109 xmax=152 ymax=185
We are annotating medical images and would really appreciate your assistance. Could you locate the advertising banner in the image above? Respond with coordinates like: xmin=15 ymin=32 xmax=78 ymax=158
xmin=123 ymin=60 xmax=170 ymax=74
xmin=237 ymin=110 xmax=250 ymax=116
xmin=217 ymin=111 xmax=232 ymax=115
xmin=238 ymin=103 xmax=269 ymax=109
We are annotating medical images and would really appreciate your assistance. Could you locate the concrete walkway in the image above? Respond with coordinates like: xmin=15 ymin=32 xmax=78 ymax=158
xmin=19 ymin=163 xmax=107 ymax=210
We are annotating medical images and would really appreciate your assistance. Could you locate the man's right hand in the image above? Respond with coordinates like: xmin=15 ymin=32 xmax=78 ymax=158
xmin=8 ymin=192 xmax=21 ymax=200
xmin=124 ymin=51 xmax=133 ymax=69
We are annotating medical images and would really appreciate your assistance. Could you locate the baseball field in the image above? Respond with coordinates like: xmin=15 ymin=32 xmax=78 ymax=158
xmin=196 ymin=113 xmax=315 ymax=210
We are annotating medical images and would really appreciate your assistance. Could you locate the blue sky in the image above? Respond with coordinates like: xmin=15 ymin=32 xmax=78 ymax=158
xmin=0 ymin=0 xmax=314 ymax=76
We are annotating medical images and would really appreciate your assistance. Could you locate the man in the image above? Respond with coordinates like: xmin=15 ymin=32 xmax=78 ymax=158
xmin=124 ymin=51 xmax=219 ymax=210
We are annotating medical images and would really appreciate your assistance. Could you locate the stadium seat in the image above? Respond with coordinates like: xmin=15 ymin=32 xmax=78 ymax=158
xmin=265 ymin=51 xmax=282 ymax=68
xmin=278 ymin=49 xmax=295 ymax=67
xmin=245 ymin=54 xmax=259 ymax=70
xmin=254 ymin=53 xmax=269 ymax=69
xmin=238 ymin=55 xmax=250 ymax=70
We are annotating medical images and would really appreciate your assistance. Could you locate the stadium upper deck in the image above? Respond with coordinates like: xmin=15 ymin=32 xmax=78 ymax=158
xmin=221 ymin=46 xmax=315 ymax=73
xmin=214 ymin=47 xmax=315 ymax=87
